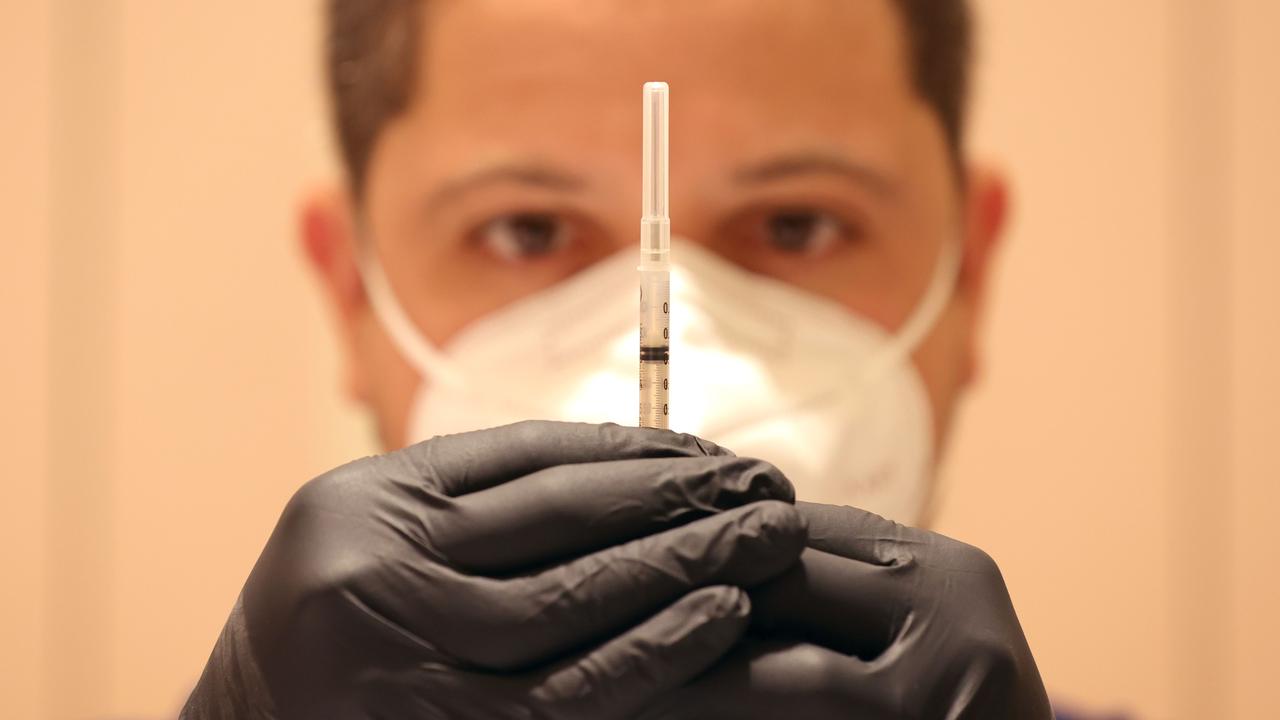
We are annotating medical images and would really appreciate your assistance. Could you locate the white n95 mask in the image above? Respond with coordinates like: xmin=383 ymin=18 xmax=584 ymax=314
xmin=361 ymin=238 xmax=959 ymax=524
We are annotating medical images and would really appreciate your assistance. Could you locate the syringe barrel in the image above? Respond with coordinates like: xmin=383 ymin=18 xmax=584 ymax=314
xmin=639 ymin=267 xmax=670 ymax=429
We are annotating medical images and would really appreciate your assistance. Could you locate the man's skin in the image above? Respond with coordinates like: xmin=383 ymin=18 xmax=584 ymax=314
xmin=299 ymin=0 xmax=1010 ymax=474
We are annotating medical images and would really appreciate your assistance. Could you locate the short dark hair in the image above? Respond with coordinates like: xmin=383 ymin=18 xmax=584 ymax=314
xmin=325 ymin=0 xmax=973 ymax=198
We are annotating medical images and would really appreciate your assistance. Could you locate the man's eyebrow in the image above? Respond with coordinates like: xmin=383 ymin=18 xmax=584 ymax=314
xmin=427 ymin=163 xmax=588 ymax=210
xmin=733 ymin=151 xmax=897 ymax=197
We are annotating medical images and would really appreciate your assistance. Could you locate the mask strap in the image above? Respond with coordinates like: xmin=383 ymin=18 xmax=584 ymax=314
xmin=356 ymin=245 xmax=467 ymax=389
xmin=699 ymin=236 xmax=963 ymax=441
xmin=856 ymin=238 xmax=963 ymax=389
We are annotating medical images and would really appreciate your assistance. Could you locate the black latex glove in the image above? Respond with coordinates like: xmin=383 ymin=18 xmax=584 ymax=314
xmin=640 ymin=501 xmax=1053 ymax=720
xmin=182 ymin=421 xmax=806 ymax=719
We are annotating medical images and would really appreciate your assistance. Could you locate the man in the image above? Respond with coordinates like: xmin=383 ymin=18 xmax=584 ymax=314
xmin=184 ymin=1 xmax=1054 ymax=717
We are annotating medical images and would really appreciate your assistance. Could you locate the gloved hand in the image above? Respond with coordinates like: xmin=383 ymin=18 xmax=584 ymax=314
xmin=640 ymin=501 xmax=1053 ymax=720
xmin=181 ymin=421 xmax=806 ymax=719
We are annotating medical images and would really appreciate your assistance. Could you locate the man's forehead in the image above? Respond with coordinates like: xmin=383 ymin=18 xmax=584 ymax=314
xmin=365 ymin=0 xmax=952 ymax=220
xmin=416 ymin=0 xmax=915 ymax=129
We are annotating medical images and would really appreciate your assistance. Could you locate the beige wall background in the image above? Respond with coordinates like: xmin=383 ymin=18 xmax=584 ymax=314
xmin=2 ymin=1 xmax=1276 ymax=718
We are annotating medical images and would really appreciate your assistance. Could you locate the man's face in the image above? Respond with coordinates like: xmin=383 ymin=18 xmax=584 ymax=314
xmin=306 ymin=0 xmax=1006 ymax=457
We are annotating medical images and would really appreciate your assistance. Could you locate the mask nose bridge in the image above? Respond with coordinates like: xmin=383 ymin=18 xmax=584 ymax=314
xmin=543 ymin=252 xmax=640 ymax=364
xmin=669 ymin=245 xmax=795 ymax=358
xmin=543 ymin=243 xmax=802 ymax=368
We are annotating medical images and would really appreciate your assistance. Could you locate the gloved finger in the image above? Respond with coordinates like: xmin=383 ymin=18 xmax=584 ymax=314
xmin=795 ymin=500 xmax=919 ymax=565
xmin=635 ymin=639 xmax=888 ymax=720
xmin=528 ymin=585 xmax=751 ymax=719
xmin=750 ymin=548 xmax=905 ymax=659
xmin=377 ymin=586 xmax=752 ymax=720
xmin=433 ymin=455 xmax=795 ymax=573
xmin=427 ymin=500 xmax=805 ymax=670
xmin=398 ymin=420 xmax=733 ymax=496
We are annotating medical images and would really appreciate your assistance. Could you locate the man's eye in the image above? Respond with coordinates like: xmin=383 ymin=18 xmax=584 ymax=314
xmin=765 ymin=210 xmax=845 ymax=256
xmin=480 ymin=213 xmax=570 ymax=261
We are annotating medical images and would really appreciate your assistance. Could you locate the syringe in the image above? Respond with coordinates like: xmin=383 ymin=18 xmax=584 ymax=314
xmin=639 ymin=82 xmax=671 ymax=429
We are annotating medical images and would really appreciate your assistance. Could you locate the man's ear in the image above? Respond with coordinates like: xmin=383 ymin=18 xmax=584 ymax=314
xmin=956 ymin=163 xmax=1011 ymax=384
xmin=298 ymin=185 xmax=371 ymax=404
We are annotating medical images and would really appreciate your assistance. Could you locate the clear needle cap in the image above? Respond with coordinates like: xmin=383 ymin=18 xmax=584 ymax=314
xmin=641 ymin=81 xmax=670 ymax=266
